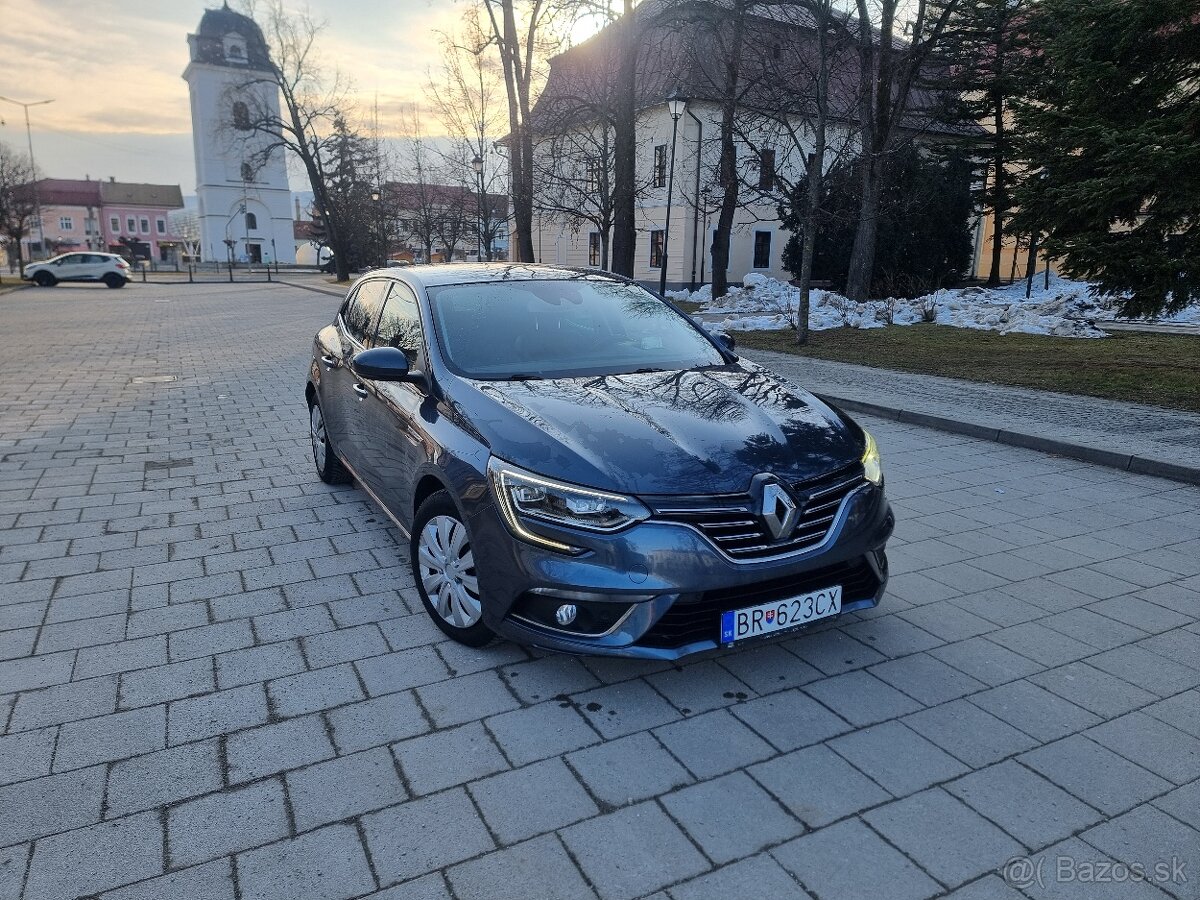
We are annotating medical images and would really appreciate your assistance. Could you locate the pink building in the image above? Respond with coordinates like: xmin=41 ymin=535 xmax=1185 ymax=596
xmin=27 ymin=177 xmax=186 ymax=265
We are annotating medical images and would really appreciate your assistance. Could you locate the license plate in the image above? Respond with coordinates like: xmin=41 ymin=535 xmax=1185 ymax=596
xmin=720 ymin=585 xmax=843 ymax=644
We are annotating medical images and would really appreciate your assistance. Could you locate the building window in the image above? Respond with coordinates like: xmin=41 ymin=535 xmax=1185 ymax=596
xmin=139 ymin=217 xmax=150 ymax=233
xmin=753 ymin=231 xmax=772 ymax=269
xmin=241 ymin=162 xmax=254 ymax=183
xmin=585 ymin=157 xmax=601 ymax=194
xmin=127 ymin=216 xmax=136 ymax=233
xmin=588 ymin=232 xmax=601 ymax=267
xmin=650 ymin=229 xmax=664 ymax=268
xmin=245 ymin=212 xmax=258 ymax=230
xmin=758 ymin=148 xmax=776 ymax=192
xmin=156 ymin=218 xmax=166 ymax=235
xmin=59 ymin=216 xmax=74 ymax=231
xmin=232 ymin=101 xmax=251 ymax=130
xmin=653 ymin=145 xmax=667 ymax=188
xmin=110 ymin=216 xmax=120 ymax=233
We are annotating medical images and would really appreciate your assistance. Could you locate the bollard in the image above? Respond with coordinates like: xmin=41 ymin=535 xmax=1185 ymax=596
xmin=141 ymin=265 xmax=147 ymax=283
xmin=188 ymin=264 xmax=194 ymax=284
xmin=266 ymin=265 xmax=272 ymax=282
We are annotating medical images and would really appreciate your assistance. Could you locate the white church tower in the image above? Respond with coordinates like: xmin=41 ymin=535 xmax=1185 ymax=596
xmin=183 ymin=4 xmax=295 ymax=265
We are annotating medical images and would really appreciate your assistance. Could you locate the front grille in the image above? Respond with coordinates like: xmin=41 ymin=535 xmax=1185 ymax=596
xmin=638 ymin=557 xmax=881 ymax=649
xmin=647 ymin=463 xmax=866 ymax=560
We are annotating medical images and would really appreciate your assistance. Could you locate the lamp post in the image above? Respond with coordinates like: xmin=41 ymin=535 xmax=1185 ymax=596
xmin=371 ymin=188 xmax=383 ymax=268
xmin=659 ymin=89 xmax=687 ymax=297
xmin=700 ymin=186 xmax=714 ymax=286
xmin=471 ymin=154 xmax=485 ymax=262
xmin=684 ymin=107 xmax=704 ymax=291
xmin=0 ymin=95 xmax=53 ymax=260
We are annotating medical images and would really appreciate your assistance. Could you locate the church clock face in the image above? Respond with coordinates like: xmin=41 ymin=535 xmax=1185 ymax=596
xmin=183 ymin=6 xmax=296 ymax=265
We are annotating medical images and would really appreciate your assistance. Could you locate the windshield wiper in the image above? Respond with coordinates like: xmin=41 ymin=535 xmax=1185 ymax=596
xmin=629 ymin=367 xmax=668 ymax=374
xmin=501 ymin=373 xmax=543 ymax=381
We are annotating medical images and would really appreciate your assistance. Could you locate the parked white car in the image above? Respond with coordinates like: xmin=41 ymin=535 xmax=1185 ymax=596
xmin=23 ymin=252 xmax=132 ymax=289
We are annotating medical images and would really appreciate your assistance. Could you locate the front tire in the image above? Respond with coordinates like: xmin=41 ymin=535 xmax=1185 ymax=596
xmin=103 ymin=273 xmax=125 ymax=289
xmin=33 ymin=271 xmax=55 ymax=287
xmin=412 ymin=491 xmax=495 ymax=647
xmin=309 ymin=397 xmax=350 ymax=484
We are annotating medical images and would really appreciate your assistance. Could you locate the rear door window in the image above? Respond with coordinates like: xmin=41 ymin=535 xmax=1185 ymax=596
xmin=372 ymin=281 xmax=424 ymax=360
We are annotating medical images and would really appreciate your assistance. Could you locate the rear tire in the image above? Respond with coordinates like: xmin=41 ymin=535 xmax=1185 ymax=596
xmin=103 ymin=273 xmax=125 ymax=289
xmin=309 ymin=397 xmax=350 ymax=485
xmin=33 ymin=271 xmax=55 ymax=287
xmin=412 ymin=491 xmax=496 ymax=647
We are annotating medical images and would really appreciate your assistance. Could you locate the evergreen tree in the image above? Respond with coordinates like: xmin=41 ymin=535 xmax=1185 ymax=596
xmin=781 ymin=146 xmax=974 ymax=297
xmin=1012 ymin=0 xmax=1200 ymax=316
xmin=934 ymin=0 xmax=1034 ymax=286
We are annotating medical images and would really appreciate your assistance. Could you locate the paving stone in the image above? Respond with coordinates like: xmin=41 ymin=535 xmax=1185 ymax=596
xmin=717 ymin=642 xmax=822 ymax=692
xmin=930 ymin=637 xmax=1044 ymax=686
xmin=1028 ymin=661 xmax=1157 ymax=718
xmin=252 ymin=605 xmax=337 ymax=642
xmin=119 ymin=657 xmax=215 ymax=708
xmin=786 ymin=628 xmax=887 ymax=675
xmin=363 ymin=874 xmax=453 ymax=900
xmin=470 ymin=757 xmax=599 ymax=845
xmin=971 ymin=680 xmax=1102 ymax=742
xmin=668 ymin=854 xmax=813 ymax=900
xmin=168 ymin=683 xmax=269 ymax=745
xmin=363 ymin=788 xmax=496 ymax=885
xmin=447 ymin=834 xmax=598 ymax=900
xmin=864 ymin=788 xmax=1025 ymax=888
xmin=1085 ymin=645 xmax=1200 ymax=697
xmin=802 ymin=670 xmax=922 ymax=727
xmin=168 ymin=778 xmax=290 ymax=867
xmin=1154 ymin=781 xmax=1200 ymax=832
xmin=416 ymin=669 xmax=521 ymax=728
xmin=646 ymin=660 xmax=755 ymax=714
xmin=485 ymin=699 xmax=599 ymax=767
xmin=947 ymin=760 xmax=1103 ymax=848
xmin=226 ymin=714 xmax=336 ymax=782
xmin=0 ymin=765 xmax=106 ymax=846
xmin=355 ymin=645 xmax=451 ymax=695
xmin=902 ymin=699 xmax=1037 ymax=768
xmin=215 ymin=640 xmax=307 ymax=689
xmin=561 ymin=801 xmax=710 ymax=900
xmin=435 ymin=639 xmax=528 ymax=676
xmin=285 ymin=747 xmax=408 ymax=831
xmin=940 ymin=876 xmax=1028 ymax=900
xmin=168 ymin=620 xmax=254 ymax=661
xmin=661 ymin=771 xmax=801 ymax=864
xmin=126 ymin=601 xmax=209 ymax=638
xmin=0 ymin=726 xmax=56 ymax=786
xmin=869 ymin=652 xmax=988 ymax=706
xmin=729 ymin=687 xmax=851 ymax=751
xmin=99 ymin=858 xmax=235 ymax=900
xmin=9 ymin=675 xmax=117 ymax=732
xmin=0 ymin=845 xmax=29 ymax=900
xmin=75 ymin=636 xmax=167 ymax=679
xmin=1086 ymin=712 xmax=1200 ymax=785
xmin=830 ymin=720 xmax=969 ymax=796
xmin=327 ymin=690 xmax=430 ymax=754
xmin=751 ymin=743 xmax=891 ymax=827
xmin=654 ymin=708 xmax=775 ymax=779
xmin=23 ymin=811 xmax=164 ymax=900
xmin=237 ymin=823 xmax=377 ymax=900
xmin=1079 ymin=805 xmax=1200 ymax=900
xmin=567 ymin=731 xmax=692 ymax=807
xmin=772 ymin=817 xmax=941 ymax=900
xmin=302 ymin=623 xmax=390 ymax=666
xmin=53 ymin=704 xmax=166 ymax=771
xmin=393 ymin=721 xmax=509 ymax=795
xmin=1019 ymin=836 xmax=1177 ymax=900
xmin=267 ymin=663 xmax=364 ymax=717
xmin=1020 ymin=735 xmax=1171 ymax=817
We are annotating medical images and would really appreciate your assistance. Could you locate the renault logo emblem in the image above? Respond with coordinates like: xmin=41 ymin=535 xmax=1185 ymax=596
xmin=760 ymin=482 xmax=800 ymax=540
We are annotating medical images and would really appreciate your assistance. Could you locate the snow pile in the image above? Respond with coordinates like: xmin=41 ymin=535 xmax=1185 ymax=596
xmin=683 ymin=272 xmax=1148 ymax=338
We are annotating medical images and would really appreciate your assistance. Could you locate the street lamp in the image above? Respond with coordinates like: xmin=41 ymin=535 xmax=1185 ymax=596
xmin=659 ymin=89 xmax=687 ymax=296
xmin=471 ymin=154 xmax=485 ymax=262
xmin=370 ymin=189 xmax=383 ymax=267
xmin=0 ymin=95 xmax=53 ymax=260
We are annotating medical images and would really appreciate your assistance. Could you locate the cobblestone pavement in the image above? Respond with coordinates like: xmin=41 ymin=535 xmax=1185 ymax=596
xmin=743 ymin=349 xmax=1200 ymax=475
xmin=2 ymin=281 xmax=1199 ymax=900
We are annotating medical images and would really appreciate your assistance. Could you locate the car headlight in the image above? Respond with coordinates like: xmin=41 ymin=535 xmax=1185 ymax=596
xmin=861 ymin=430 xmax=883 ymax=485
xmin=487 ymin=458 xmax=650 ymax=552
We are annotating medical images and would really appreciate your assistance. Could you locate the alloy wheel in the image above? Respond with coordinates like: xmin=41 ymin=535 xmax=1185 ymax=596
xmin=310 ymin=403 xmax=327 ymax=470
xmin=418 ymin=515 xmax=482 ymax=627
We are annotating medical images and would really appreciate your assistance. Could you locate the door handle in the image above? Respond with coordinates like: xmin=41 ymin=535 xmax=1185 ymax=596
xmin=353 ymin=383 xmax=369 ymax=398
xmin=321 ymin=354 xmax=337 ymax=370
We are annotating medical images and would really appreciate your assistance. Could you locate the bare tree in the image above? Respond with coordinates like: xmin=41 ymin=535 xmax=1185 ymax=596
xmin=0 ymin=141 xmax=37 ymax=273
xmin=229 ymin=0 xmax=358 ymax=280
xmin=843 ymin=0 xmax=962 ymax=300
xmin=479 ymin=0 xmax=563 ymax=262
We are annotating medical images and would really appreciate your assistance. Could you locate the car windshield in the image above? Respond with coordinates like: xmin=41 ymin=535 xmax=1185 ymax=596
xmin=426 ymin=278 xmax=726 ymax=379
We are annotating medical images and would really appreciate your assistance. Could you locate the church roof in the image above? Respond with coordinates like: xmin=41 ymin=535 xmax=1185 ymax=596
xmin=189 ymin=3 xmax=273 ymax=70
xmin=100 ymin=181 xmax=185 ymax=209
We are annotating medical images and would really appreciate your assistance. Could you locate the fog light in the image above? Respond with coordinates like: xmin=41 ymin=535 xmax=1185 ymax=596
xmin=555 ymin=604 xmax=578 ymax=626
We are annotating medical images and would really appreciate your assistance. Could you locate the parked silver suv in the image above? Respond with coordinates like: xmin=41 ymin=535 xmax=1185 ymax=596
xmin=23 ymin=252 xmax=131 ymax=288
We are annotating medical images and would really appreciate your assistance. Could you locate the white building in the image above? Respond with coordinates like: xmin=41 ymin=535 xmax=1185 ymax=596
xmin=183 ymin=4 xmax=295 ymax=265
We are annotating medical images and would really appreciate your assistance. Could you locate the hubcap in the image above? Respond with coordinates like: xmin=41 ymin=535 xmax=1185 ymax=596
xmin=418 ymin=515 xmax=482 ymax=628
xmin=310 ymin=404 xmax=327 ymax=470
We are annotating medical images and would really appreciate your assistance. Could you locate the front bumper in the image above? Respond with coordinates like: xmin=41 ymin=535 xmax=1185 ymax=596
xmin=467 ymin=480 xmax=894 ymax=660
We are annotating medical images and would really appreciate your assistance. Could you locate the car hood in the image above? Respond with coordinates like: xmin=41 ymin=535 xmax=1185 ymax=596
xmin=448 ymin=361 xmax=863 ymax=495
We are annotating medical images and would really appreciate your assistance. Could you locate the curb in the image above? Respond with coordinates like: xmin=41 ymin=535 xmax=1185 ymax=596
xmin=817 ymin=394 xmax=1200 ymax=488
xmin=276 ymin=279 xmax=346 ymax=298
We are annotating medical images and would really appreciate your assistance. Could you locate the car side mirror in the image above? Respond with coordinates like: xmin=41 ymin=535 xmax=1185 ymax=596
xmin=351 ymin=347 xmax=418 ymax=384
xmin=716 ymin=333 xmax=736 ymax=352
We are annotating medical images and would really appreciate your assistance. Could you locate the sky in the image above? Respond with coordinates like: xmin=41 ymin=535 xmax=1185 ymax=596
xmin=0 ymin=0 xmax=477 ymax=193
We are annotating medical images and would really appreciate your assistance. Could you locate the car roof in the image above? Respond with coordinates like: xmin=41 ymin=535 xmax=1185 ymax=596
xmin=381 ymin=262 xmax=623 ymax=289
